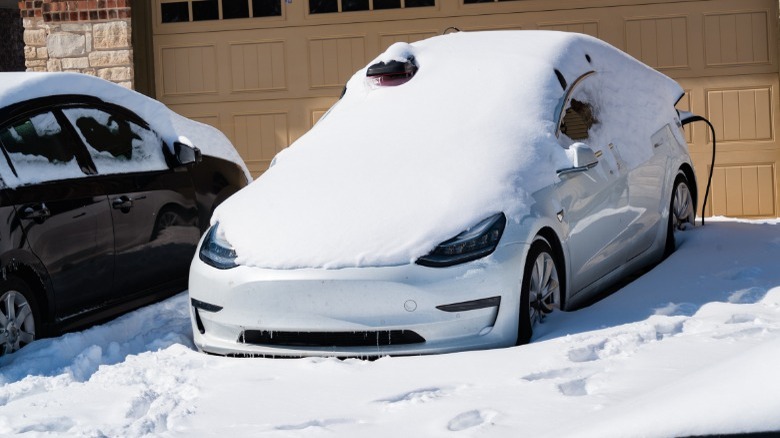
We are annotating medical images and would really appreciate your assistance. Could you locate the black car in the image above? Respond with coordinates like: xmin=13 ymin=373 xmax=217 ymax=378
xmin=0 ymin=74 xmax=248 ymax=355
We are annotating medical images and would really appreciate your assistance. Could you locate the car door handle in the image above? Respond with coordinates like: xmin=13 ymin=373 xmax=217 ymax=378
xmin=20 ymin=203 xmax=51 ymax=221
xmin=556 ymin=162 xmax=597 ymax=177
xmin=111 ymin=196 xmax=134 ymax=211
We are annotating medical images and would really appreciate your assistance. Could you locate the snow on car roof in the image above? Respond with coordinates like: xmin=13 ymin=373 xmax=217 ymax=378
xmin=214 ymin=30 xmax=684 ymax=269
xmin=0 ymin=72 xmax=249 ymax=179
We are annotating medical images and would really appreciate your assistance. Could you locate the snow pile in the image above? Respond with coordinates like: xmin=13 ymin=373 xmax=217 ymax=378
xmin=214 ymin=31 xmax=682 ymax=269
xmin=0 ymin=72 xmax=250 ymax=180
xmin=1 ymin=219 xmax=778 ymax=437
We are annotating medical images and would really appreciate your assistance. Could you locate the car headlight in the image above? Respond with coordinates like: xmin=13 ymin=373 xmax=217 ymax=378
xmin=416 ymin=213 xmax=506 ymax=267
xmin=199 ymin=222 xmax=238 ymax=269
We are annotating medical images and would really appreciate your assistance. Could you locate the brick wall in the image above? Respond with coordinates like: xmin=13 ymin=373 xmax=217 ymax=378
xmin=19 ymin=0 xmax=130 ymax=21
xmin=19 ymin=0 xmax=134 ymax=88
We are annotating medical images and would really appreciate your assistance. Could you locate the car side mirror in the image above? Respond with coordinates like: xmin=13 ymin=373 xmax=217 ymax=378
xmin=557 ymin=143 xmax=599 ymax=177
xmin=173 ymin=141 xmax=202 ymax=167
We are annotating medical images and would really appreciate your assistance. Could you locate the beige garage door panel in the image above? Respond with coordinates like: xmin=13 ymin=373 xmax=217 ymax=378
xmin=153 ymin=0 xmax=780 ymax=217
xmin=678 ymin=74 xmax=780 ymax=218
xmin=706 ymin=160 xmax=777 ymax=217
xmin=159 ymin=43 xmax=219 ymax=96
xmin=154 ymin=0 xmax=778 ymax=102
xmin=170 ymin=96 xmax=338 ymax=175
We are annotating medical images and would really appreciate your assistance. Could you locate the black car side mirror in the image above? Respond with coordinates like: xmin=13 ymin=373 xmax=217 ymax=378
xmin=173 ymin=141 xmax=202 ymax=167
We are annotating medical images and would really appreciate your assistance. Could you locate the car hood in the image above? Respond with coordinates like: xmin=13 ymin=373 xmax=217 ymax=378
xmin=213 ymin=31 xmax=682 ymax=269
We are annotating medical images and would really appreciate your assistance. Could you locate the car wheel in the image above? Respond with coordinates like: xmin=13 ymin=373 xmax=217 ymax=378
xmin=152 ymin=207 xmax=184 ymax=240
xmin=665 ymin=171 xmax=695 ymax=256
xmin=517 ymin=238 xmax=561 ymax=345
xmin=0 ymin=277 xmax=38 ymax=356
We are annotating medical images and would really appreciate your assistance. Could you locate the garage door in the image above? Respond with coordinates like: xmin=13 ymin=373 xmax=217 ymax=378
xmin=151 ymin=0 xmax=780 ymax=217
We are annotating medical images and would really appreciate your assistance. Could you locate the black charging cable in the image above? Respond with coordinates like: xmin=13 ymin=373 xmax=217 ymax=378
xmin=679 ymin=114 xmax=716 ymax=226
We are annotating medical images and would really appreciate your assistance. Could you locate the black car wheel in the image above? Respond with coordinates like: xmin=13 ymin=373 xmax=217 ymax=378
xmin=665 ymin=171 xmax=695 ymax=256
xmin=517 ymin=238 xmax=561 ymax=345
xmin=152 ymin=207 xmax=185 ymax=240
xmin=0 ymin=277 xmax=38 ymax=356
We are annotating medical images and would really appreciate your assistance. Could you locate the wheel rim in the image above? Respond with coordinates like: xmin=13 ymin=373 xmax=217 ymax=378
xmin=528 ymin=251 xmax=559 ymax=326
xmin=0 ymin=290 xmax=36 ymax=355
xmin=672 ymin=181 xmax=694 ymax=231
xmin=159 ymin=211 xmax=179 ymax=228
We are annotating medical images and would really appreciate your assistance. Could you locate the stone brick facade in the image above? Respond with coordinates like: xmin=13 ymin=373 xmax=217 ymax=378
xmin=19 ymin=0 xmax=133 ymax=88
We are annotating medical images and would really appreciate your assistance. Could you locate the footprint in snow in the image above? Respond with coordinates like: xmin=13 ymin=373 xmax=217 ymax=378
xmin=16 ymin=417 xmax=75 ymax=434
xmin=567 ymin=322 xmax=683 ymax=363
xmin=717 ymin=266 xmax=763 ymax=281
xmin=567 ymin=340 xmax=607 ymax=363
xmin=447 ymin=409 xmax=497 ymax=432
xmin=521 ymin=367 xmax=579 ymax=381
xmin=713 ymin=327 xmax=767 ymax=340
xmin=653 ymin=320 xmax=685 ymax=339
xmin=726 ymin=313 xmax=759 ymax=324
xmin=375 ymin=386 xmax=451 ymax=405
xmin=728 ymin=287 xmax=767 ymax=304
xmin=275 ymin=418 xmax=355 ymax=431
xmin=558 ymin=378 xmax=589 ymax=397
xmin=653 ymin=302 xmax=699 ymax=317
xmin=126 ymin=390 xmax=157 ymax=420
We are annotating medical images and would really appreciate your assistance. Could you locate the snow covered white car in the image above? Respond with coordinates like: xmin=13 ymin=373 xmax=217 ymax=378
xmin=189 ymin=31 xmax=697 ymax=357
xmin=0 ymin=73 xmax=249 ymax=355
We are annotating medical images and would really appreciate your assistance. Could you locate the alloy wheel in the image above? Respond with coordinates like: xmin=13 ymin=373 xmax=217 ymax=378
xmin=672 ymin=180 xmax=695 ymax=231
xmin=528 ymin=251 xmax=560 ymax=326
xmin=0 ymin=290 xmax=36 ymax=355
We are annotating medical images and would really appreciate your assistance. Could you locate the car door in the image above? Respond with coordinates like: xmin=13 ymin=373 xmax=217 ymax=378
xmin=0 ymin=109 xmax=115 ymax=319
xmin=620 ymin=123 xmax=678 ymax=258
xmin=553 ymin=73 xmax=636 ymax=295
xmin=61 ymin=105 xmax=200 ymax=300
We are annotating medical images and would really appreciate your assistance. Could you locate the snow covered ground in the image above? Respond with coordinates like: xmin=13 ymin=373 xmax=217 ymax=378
xmin=1 ymin=218 xmax=779 ymax=437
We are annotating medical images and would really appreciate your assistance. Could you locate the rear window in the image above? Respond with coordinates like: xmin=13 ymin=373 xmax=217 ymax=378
xmin=0 ymin=111 xmax=84 ymax=186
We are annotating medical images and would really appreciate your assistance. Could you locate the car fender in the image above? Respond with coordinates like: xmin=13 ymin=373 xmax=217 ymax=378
xmin=505 ymin=210 xmax=571 ymax=309
xmin=0 ymin=248 xmax=56 ymax=334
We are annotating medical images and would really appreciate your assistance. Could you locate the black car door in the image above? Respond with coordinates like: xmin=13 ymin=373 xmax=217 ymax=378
xmin=61 ymin=106 xmax=199 ymax=300
xmin=0 ymin=109 xmax=115 ymax=320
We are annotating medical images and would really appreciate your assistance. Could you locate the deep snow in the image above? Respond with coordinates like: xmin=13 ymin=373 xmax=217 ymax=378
xmin=1 ymin=218 xmax=779 ymax=437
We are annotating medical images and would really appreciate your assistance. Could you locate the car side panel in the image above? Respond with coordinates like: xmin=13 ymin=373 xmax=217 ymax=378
xmin=105 ymin=169 xmax=200 ymax=300
xmin=554 ymin=161 xmax=631 ymax=295
xmin=622 ymin=124 xmax=679 ymax=260
xmin=3 ymin=180 xmax=115 ymax=320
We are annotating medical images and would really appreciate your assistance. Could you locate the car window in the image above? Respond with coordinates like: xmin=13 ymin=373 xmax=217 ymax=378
xmin=560 ymin=99 xmax=596 ymax=141
xmin=0 ymin=111 xmax=85 ymax=186
xmin=62 ymin=107 xmax=168 ymax=175
xmin=556 ymin=71 xmax=598 ymax=144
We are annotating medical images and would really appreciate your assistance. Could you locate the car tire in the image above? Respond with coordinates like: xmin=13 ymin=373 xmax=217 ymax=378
xmin=152 ymin=206 xmax=184 ymax=240
xmin=664 ymin=171 xmax=695 ymax=256
xmin=517 ymin=237 xmax=561 ymax=345
xmin=0 ymin=277 xmax=39 ymax=356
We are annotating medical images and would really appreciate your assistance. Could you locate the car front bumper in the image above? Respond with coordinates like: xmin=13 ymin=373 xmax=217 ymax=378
xmin=187 ymin=243 xmax=529 ymax=357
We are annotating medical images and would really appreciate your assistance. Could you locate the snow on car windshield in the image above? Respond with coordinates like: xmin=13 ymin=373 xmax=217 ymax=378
xmin=214 ymin=30 xmax=683 ymax=270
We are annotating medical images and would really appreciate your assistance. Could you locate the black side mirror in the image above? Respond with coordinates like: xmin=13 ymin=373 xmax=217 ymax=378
xmin=173 ymin=141 xmax=202 ymax=166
